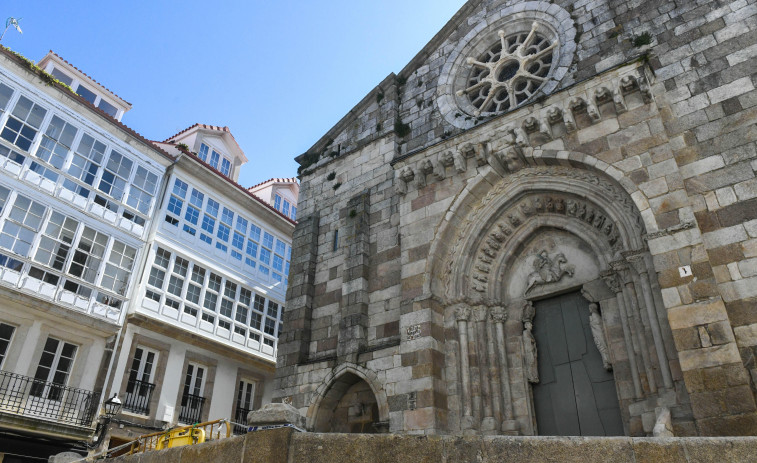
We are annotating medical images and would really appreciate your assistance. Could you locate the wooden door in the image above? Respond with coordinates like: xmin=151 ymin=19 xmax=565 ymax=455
xmin=531 ymin=292 xmax=624 ymax=436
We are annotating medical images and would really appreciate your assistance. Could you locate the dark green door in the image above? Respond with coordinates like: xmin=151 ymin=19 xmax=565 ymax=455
xmin=531 ymin=292 xmax=624 ymax=436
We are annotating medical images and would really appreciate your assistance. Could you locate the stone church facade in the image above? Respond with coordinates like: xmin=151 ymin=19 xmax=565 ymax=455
xmin=275 ymin=0 xmax=757 ymax=437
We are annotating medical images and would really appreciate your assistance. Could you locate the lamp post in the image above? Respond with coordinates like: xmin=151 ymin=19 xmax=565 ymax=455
xmin=88 ymin=393 xmax=122 ymax=451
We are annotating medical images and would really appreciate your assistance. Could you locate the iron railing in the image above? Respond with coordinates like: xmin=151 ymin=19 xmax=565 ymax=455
xmin=124 ymin=379 xmax=156 ymax=416
xmin=232 ymin=406 xmax=251 ymax=435
xmin=0 ymin=370 xmax=99 ymax=427
xmin=178 ymin=393 xmax=205 ymax=424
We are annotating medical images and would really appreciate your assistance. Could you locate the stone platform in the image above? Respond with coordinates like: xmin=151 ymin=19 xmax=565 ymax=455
xmin=109 ymin=429 xmax=757 ymax=462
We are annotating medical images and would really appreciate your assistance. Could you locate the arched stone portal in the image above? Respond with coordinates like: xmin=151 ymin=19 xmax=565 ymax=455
xmin=431 ymin=164 xmax=680 ymax=436
xmin=307 ymin=364 xmax=390 ymax=433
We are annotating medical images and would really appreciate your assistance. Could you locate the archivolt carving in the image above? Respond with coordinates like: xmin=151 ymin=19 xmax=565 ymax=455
xmin=469 ymin=191 xmax=624 ymax=293
xmin=440 ymin=165 xmax=644 ymax=301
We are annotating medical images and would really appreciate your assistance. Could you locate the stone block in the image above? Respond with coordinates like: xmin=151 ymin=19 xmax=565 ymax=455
xmin=180 ymin=436 xmax=244 ymax=462
xmin=679 ymin=343 xmax=741 ymax=371
xmin=243 ymin=428 xmax=295 ymax=463
xmin=667 ymin=299 xmax=729 ymax=330
xmin=247 ymin=403 xmax=306 ymax=428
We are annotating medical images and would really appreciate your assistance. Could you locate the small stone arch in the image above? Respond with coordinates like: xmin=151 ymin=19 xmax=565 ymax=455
xmin=306 ymin=363 xmax=389 ymax=433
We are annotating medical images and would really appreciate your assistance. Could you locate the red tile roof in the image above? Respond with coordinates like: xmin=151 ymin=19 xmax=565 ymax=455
xmin=163 ymin=123 xmax=232 ymax=143
xmin=248 ymin=177 xmax=299 ymax=190
xmin=44 ymin=51 xmax=132 ymax=106
xmin=0 ymin=47 xmax=173 ymax=162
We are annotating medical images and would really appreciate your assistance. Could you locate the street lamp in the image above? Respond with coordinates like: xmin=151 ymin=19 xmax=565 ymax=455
xmin=88 ymin=393 xmax=122 ymax=449
xmin=103 ymin=394 xmax=123 ymax=419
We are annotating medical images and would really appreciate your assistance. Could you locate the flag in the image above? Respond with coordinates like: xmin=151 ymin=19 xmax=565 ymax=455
xmin=6 ymin=18 xmax=21 ymax=35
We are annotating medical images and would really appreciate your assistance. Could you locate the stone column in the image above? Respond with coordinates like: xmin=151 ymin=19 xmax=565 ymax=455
xmin=601 ymin=270 xmax=642 ymax=398
xmin=454 ymin=304 xmax=474 ymax=433
xmin=490 ymin=305 xmax=518 ymax=435
xmin=477 ymin=305 xmax=497 ymax=434
xmin=625 ymin=251 xmax=674 ymax=389
xmin=615 ymin=262 xmax=657 ymax=394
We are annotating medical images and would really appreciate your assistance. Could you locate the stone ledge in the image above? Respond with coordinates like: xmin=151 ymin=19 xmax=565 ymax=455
xmin=108 ymin=429 xmax=757 ymax=463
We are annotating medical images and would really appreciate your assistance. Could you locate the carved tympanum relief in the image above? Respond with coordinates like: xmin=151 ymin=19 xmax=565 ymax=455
xmin=523 ymin=249 xmax=575 ymax=296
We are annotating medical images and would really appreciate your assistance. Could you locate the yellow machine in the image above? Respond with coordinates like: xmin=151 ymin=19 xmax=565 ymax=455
xmin=154 ymin=426 xmax=206 ymax=449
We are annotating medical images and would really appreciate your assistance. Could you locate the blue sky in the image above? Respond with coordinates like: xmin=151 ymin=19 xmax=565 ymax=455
xmin=3 ymin=1 xmax=466 ymax=187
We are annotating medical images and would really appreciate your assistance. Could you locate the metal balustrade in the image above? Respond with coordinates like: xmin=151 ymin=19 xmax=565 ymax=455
xmin=0 ymin=370 xmax=100 ymax=427
xmin=123 ymin=379 xmax=156 ymax=416
xmin=232 ymin=406 xmax=251 ymax=435
xmin=178 ymin=393 xmax=205 ymax=424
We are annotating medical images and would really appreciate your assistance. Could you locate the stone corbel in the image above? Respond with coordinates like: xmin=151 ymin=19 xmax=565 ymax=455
xmin=396 ymin=166 xmax=414 ymax=195
xmin=434 ymin=156 xmax=447 ymax=182
xmin=586 ymin=101 xmax=601 ymax=122
xmin=612 ymin=87 xmax=628 ymax=114
xmin=562 ymin=101 xmax=577 ymax=131
xmin=459 ymin=142 xmax=476 ymax=160
xmin=487 ymin=148 xmax=508 ymax=177
xmin=501 ymin=146 xmax=527 ymax=174
xmin=637 ymin=73 xmax=653 ymax=104
xmin=546 ymin=106 xmax=563 ymax=125
xmin=439 ymin=150 xmax=455 ymax=168
xmin=418 ymin=159 xmax=433 ymax=189
xmin=512 ymin=127 xmax=529 ymax=148
xmin=474 ymin=142 xmax=489 ymax=166
xmin=453 ymin=152 xmax=467 ymax=173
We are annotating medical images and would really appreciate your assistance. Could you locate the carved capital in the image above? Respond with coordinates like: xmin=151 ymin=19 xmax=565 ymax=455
xmin=454 ymin=304 xmax=471 ymax=322
xmin=489 ymin=306 xmax=508 ymax=324
xmin=600 ymin=270 xmax=622 ymax=294
xmin=622 ymin=249 xmax=648 ymax=275
xmin=474 ymin=305 xmax=491 ymax=322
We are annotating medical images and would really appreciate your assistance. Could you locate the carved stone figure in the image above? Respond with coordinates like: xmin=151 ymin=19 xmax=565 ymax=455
xmin=588 ymin=303 xmax=612 ymax=371
xmin=522 ymin=301 xmax=539 ymax=383
xmin=503 ymin=148 xmax=525 ymax=173
xmin=524 ymin=250 xmax=575 ymax=295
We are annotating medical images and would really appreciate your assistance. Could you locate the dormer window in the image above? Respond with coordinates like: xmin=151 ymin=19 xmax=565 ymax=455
xmin=198 ymin=143 xmax=231 ymax=176
xmin=76 ymin=85 xmax=97 ymax=105
xmin=273 ymin=194 xmax=296 ymax=220
xmin=38 ymin=53 xmax=131 ymax=122
xmin=50 ymin=67 xmax=73 ymax=86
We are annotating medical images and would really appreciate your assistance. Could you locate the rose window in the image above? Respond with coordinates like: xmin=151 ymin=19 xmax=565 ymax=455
xmin=457 ymin=22 xmax=557 ymax=116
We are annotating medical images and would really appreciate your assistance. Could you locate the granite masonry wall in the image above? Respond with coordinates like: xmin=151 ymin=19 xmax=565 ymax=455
xmin=276 ymin=0 xmax=757 ymax=437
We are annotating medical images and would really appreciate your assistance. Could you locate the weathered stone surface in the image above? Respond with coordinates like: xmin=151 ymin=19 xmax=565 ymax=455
xmin=247 ymin=402 xmax=306 ymax=428
xmin=107 ymin=433 xmax=757 ymax=463
xmin=276 ymin=0 xmax=757 ymax=439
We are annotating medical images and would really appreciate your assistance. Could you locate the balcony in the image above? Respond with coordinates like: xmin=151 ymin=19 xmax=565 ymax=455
xmin=123 ymin=379 xmax=156 ymax=416
xmin=232 ymin=406 xmax=251 ymax=435
xmin=0 ymin=370 xmax=100 ymax=428
xmin=178 ymin=393 xmax=205 ymax=424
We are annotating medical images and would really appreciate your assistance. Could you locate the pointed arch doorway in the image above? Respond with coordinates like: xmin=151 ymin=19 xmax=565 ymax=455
xmin=531 ymin=291 xmax=624 ymax=436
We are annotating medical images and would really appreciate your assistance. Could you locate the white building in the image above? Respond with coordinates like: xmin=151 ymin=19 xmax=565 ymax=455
xmin=0 ymin=50 xmax=298 ymax=460
xmin=105 ymin=125 xmax=297 ymax=448
xmin=0 ymin=50 xmax=172 ymax=460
